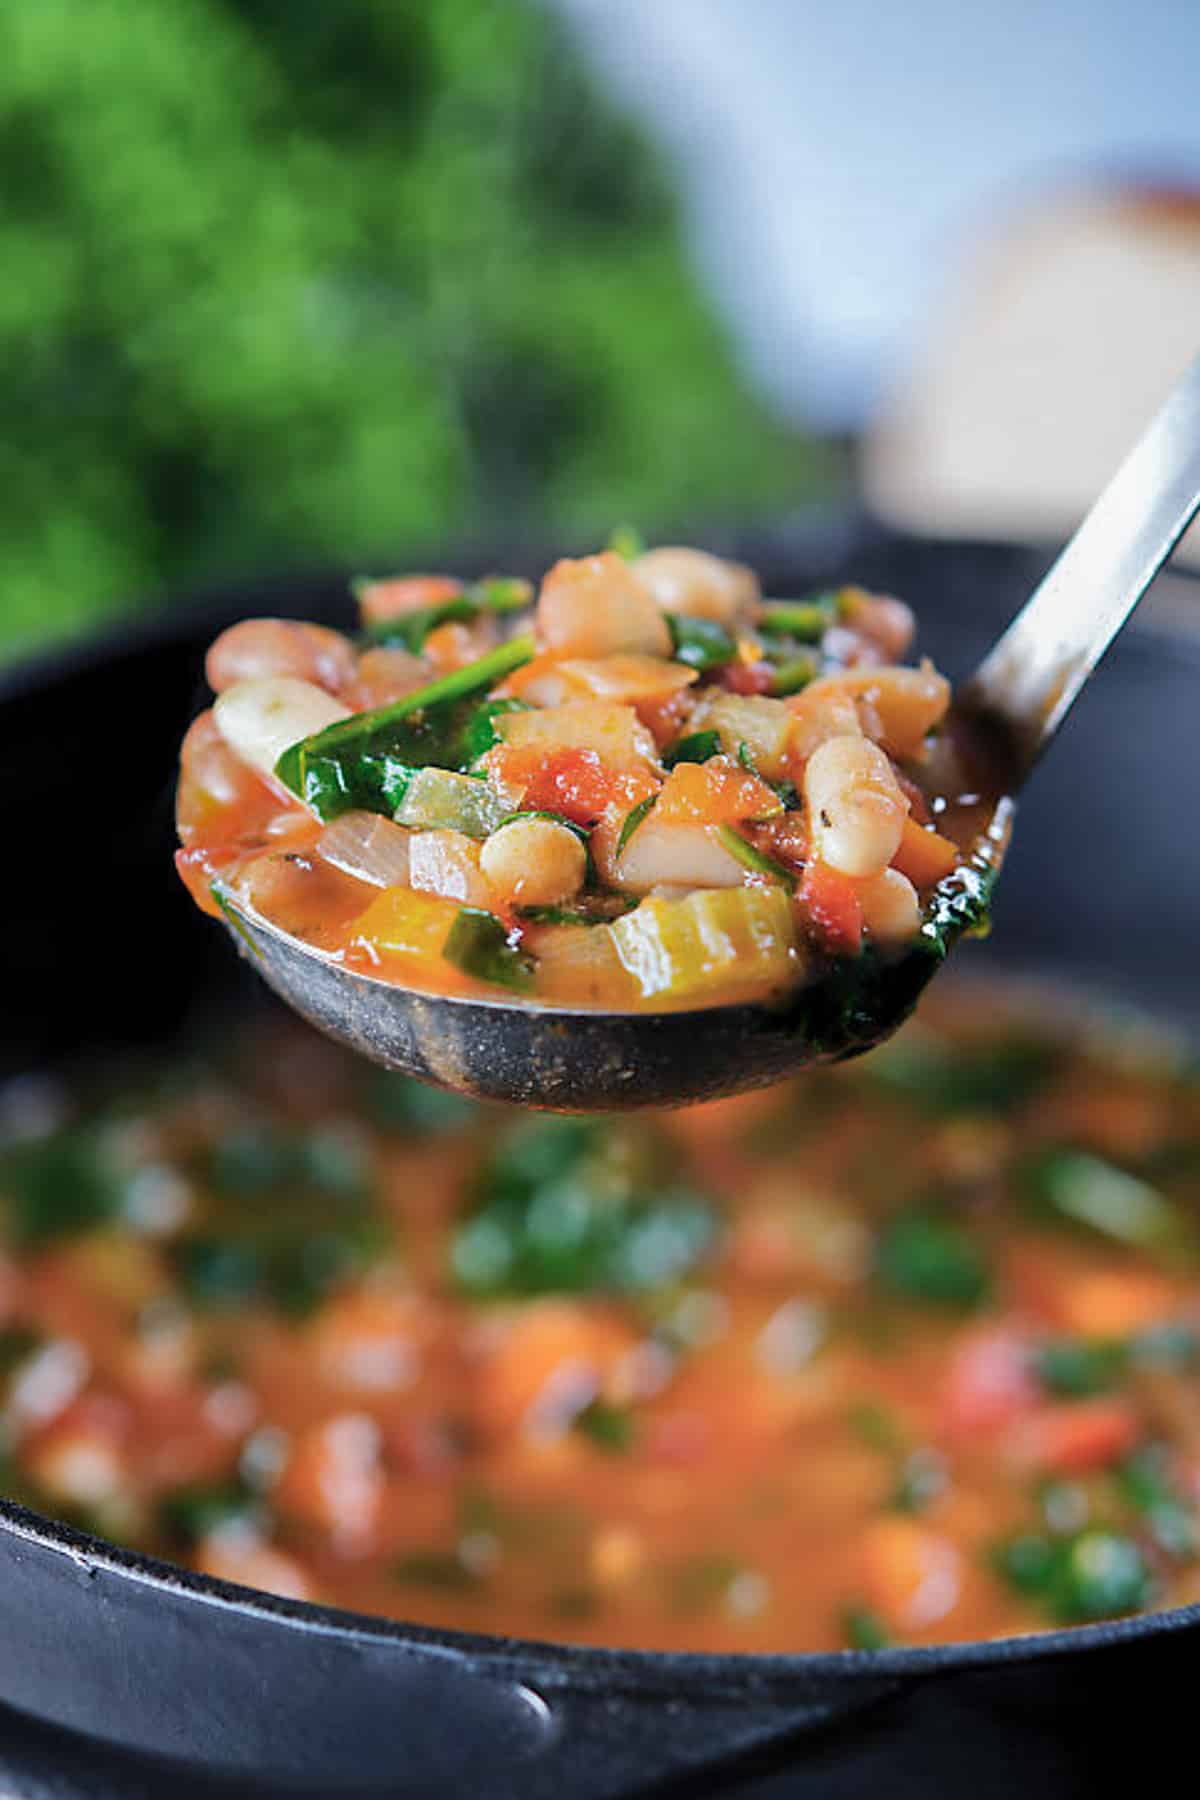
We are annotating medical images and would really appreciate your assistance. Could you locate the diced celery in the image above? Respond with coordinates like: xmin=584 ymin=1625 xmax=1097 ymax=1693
xmin=610 ymin=887 xmax=798 ymax=1001
xmin=395 ymin=768 xmax=510 ymax=838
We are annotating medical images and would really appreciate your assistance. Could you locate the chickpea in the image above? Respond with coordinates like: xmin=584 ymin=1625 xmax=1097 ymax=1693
xmin=839 ymin=588 xmax=915 ymax=661
xmin=804 ymin=735 xmax=908 ymax=877
xmin=857 ymin=867 xmax=921 ymax=943
xmin=206 ymin=619 xmax=357 ymax=697
xmin=481 ymin=817 xmax=587 ymax=908
xmin=632 ymin=547 xmax=760 ymax=628
xmin=537 ymin=553 xmax=671 ymax=659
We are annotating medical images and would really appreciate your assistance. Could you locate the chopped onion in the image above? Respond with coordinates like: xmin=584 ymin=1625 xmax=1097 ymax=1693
xmin=317 ymin=812 xmax=412 ymax=889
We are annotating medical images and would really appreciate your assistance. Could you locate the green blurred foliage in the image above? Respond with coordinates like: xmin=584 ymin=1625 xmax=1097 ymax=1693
xmin=0 ymin=0 xmax=827 ymax=660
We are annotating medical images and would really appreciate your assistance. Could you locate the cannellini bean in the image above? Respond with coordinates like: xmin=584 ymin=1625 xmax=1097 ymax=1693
xmin=839 ymin=588 xmax=915 ymax=661
xmin=804 ymin=735 xmax=909 ymax=877
xmin=408 ymin=829 xmax=495 ymax=909
xmin=343 ymin=646 xmax=429 ymax=711
xmin=537 ymin=553 xmax=671 ymax=658
xmin=480 ymin=818 xmax=587 ymax=907
xmin=830 ymin=662 xmax=951 ymax=760
xmin=857 ymin=868 xmax=921 ymax=943
xmin=213 ymin=677 xmax=350 ymax=784
xmin=631 ymin=547 xmax=760 ymax=628
xmin=785 ymin=679 xmax=862 ymax=760
xmin=206 ymin=619 xmax=357 ymax=696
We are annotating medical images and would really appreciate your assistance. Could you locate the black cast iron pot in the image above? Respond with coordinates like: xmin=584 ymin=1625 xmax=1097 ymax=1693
xmin=0 ymin=523 xmax=1196 ymax=1799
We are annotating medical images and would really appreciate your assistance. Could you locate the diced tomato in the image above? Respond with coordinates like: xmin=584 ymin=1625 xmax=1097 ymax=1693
xmin=488 ymin=744 xmax=658 ymax=826
xmin=799 ymin=858 xmax=863 ymax=954
xmin=719 ymin=660 xmax=775 ymax=696
xmin=1010 ymin=1399 xmax=1141 ymax=1476
xmin=891 ymin=816 xmax=960 ymax=888
xmin=939 ymin=1325 xmax=1039 ymax=1437
xmin=355 ymin=575 xmax=463 ymax=624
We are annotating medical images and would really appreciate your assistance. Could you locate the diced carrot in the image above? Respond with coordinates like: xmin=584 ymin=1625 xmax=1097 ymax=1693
xmin=474 ymin=1301 xmax=638 ymax=1441
xmin=859 ymin=1516 xmax=962 ymax=1631
xmin=356 ymin=575 xmax=463 ymax=624
xmin=1011 ymin=1399 xmax=1141 ymax=1475
xmin=799 ymin=858 xmax=863 ymax=954
xmin=891 ymin=816 xmax=960 ymax=888
xmin=653 ymin=757 xmax=781 ymax=826
xmin=1007 ymin=1244 xmax=1181 ymax=1337
xmin=939 ymin=1325 xmax=1039 ymax=1437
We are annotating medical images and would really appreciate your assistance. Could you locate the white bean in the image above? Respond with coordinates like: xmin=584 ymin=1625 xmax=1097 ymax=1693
xmin=632 ymin=547 xmax=759 ymax=628
xmin=481 ymin=818 xmax=587 ymax=907
xmin=804 ymin=735 xmax=908 ymax=878
xmin=858 ymin=868 xmax=921 ymax=943
xmin=213 ymin=677 xmax=350 ymax=784
xmin=537 ymin=554 xmax=671 ymax=658
xmin=206 ymin=619 xmax=356 ymax=696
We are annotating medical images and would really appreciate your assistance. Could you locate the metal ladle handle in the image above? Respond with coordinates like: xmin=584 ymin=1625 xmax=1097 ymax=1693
xmin=960 ymin=353 xmax=1200 ymax=779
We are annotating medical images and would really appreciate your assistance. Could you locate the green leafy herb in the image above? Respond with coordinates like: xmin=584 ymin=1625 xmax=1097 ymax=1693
xmin=574 ymin=1399 xmax=637 ymax=1452
xmin=442 ymin=907 xmax=535 ymax=993
xmin=666 ymin=614 xmax=737 ymax=671
xmin=1034 ymin=1337 xmax=1128 ymax=1398
xmin=890 ymin=1448 xmax=947 ymax=1514
xmin=1021 ymin=1150 xmax=1193 ymax=1259
xmin=0 ymin=1127 xmax=127 ymax=1246
xmin=758 ymin=595 xmax=839 ymax=641
xmin=176 ymin=1123 xmax=380 ymax=1317
xmin=992 ymin=1528 xmax=1152 ymax=1622
xmin=365 ymin=594 xmax=479 ymax=652
xmin=451 ymin=1115 xmax=718 ymax=1298
xmin=365 ymin=1073 xmax=481 ymax=1136
xmin=274 ymin=633 xmax=536 ymax=820
xmin=0 ymin=1326 xmax=41 ymax=1379
xmin=768 ymin=651 xmax=820 ymax=697
xmin=876 ymin=1209 xmax=991 ymax=1308
xmin=714 ymin=824 xmax=796 ymax=890
xmin=1114 ymin=1448 xmax=1197 ymax=1557
xmin=617 ymin=793 xmax=657 ymax=855
xmin=662 ymin=729 xmax=721 ymax=768
xmin=842 ymin=1604 xmax=891 ymax=1650
xmin=363 ymin=576 xmax=532 ymax=652
xmin=606 ymin=524 xmax=645 ymax=562
xmin=868 ymin=1029 xmax=1059 ymax=1116
xmin=160 ymin=1479 xmax=261 ymax=1546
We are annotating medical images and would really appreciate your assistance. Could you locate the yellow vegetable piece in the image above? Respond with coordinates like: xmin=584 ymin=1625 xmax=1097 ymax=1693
xmin=610 ymin=887 xmax=800 ymax=1002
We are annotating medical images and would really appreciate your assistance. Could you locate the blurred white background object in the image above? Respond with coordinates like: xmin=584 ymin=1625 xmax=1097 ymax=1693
xmin=552 ymin=0 xmax=1200 ymax=433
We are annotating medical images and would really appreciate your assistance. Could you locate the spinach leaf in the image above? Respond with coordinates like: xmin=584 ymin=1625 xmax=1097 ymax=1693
xmin=451 ymin=1116 xmax=718 ymax=1298
xmin=443 ymin=908 xmax=535 ymax=992
xmin=868 ymin=1030 xmax=1059 ymax=1115
xmin=666 ymin=615 xmax=736 ymax=670
xmin=275 ymin=633 xmax=535 ymax=820
xmin=662 ymin=729 xmax=721 ymax=768
xmin=1021 ymin=1150 xmax=1194 ymax=1259
xmin=992 ymin=1528 xmax=1152 ymax=1622
xmin=0 ymin=1127 xmax=127 ymax=1246
xmin=875 ymin=1208 xmax=990 ymax=1308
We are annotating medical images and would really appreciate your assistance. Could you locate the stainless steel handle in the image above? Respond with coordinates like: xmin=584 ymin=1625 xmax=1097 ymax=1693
xmin=961 ymin=353 xmax=1200 ymax=778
